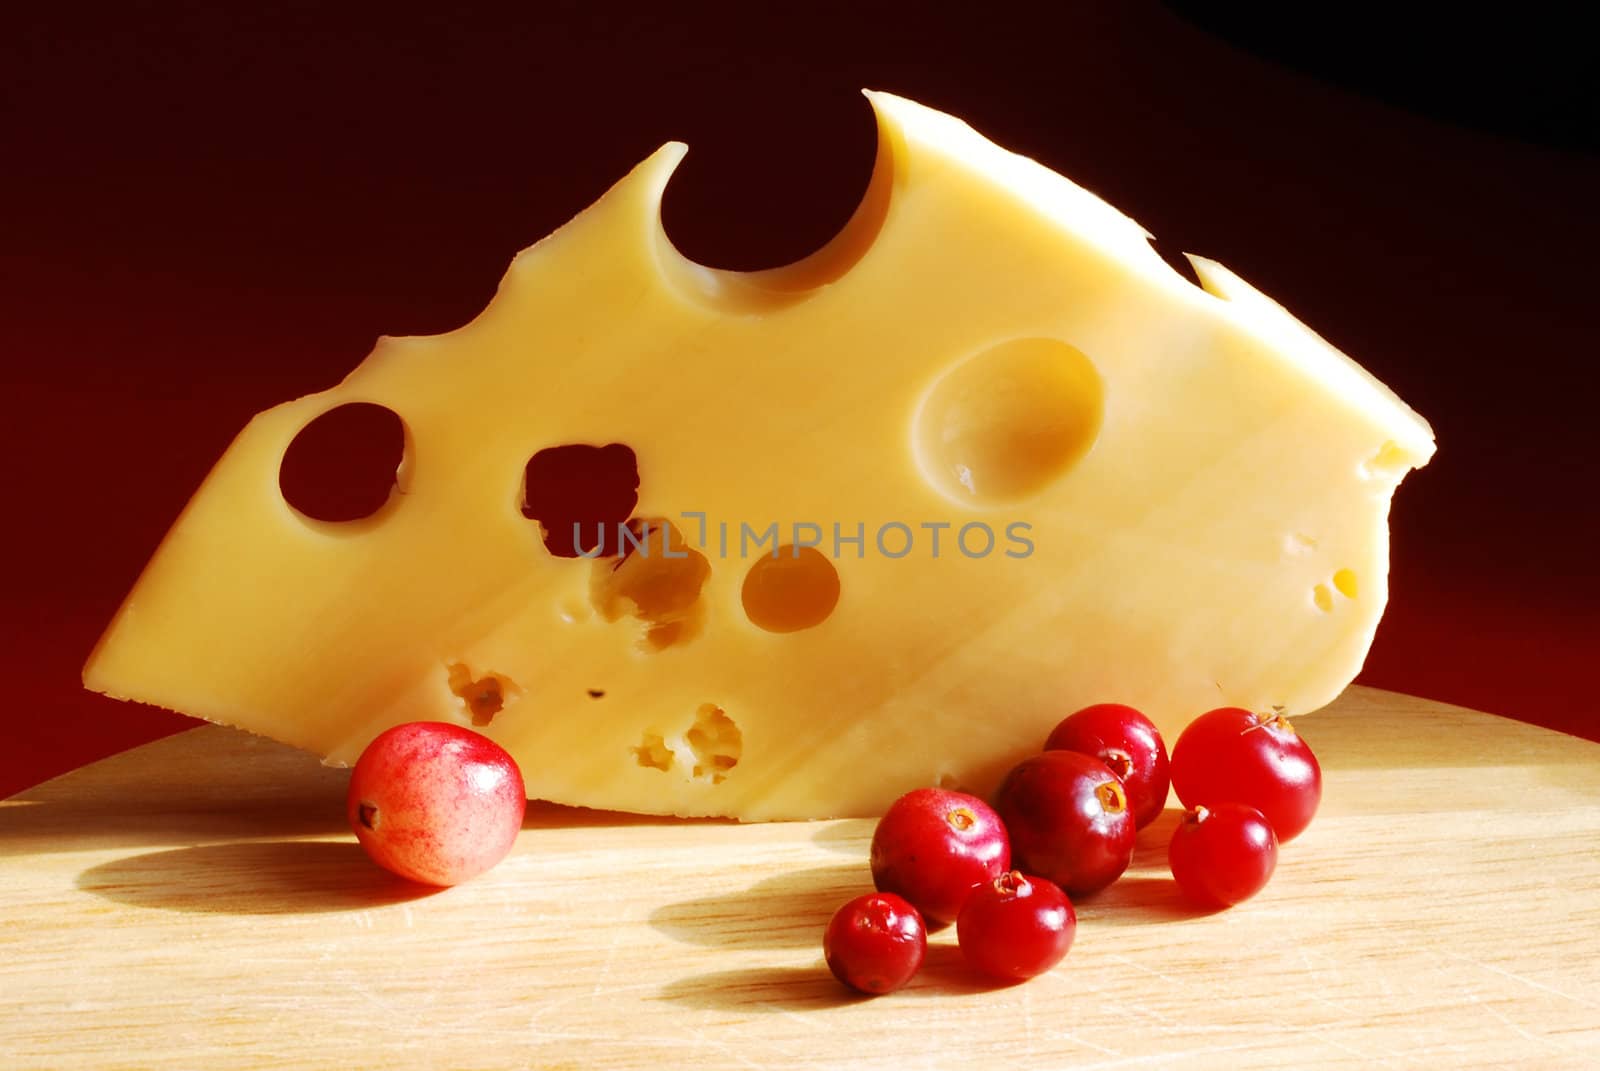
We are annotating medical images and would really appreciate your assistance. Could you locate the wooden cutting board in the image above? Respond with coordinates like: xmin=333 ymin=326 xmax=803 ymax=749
xmin=4 ymin=686 xmax=1598 ymax=1069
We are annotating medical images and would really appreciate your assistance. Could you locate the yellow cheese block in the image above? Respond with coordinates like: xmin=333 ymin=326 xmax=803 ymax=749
xmin=84 ymin=92 xmax=1434 ymax=819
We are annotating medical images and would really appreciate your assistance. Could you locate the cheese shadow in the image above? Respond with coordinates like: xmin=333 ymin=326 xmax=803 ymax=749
xmin=0 ymin=795 xmax=350 ymax=856
xmin=76 ymin=840 xmax=436 ymax=914
xmin=650 ymin=863 xmax=866 ymax=949
xmin=520 ymin=800 xmax=737 ymax=830
xmin=806 ymin=817 xmax=872 ymax=855
xmin=2 ymin=791 xmax=739 ymax=859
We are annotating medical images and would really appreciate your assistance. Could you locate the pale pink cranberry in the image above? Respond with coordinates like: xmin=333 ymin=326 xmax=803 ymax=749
xmin=347 ymin=722 xmax=526 ymax=886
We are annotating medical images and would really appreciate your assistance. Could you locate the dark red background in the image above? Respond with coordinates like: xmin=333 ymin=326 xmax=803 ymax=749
xmin=4 ymin=3 xmax=1597 ymax=799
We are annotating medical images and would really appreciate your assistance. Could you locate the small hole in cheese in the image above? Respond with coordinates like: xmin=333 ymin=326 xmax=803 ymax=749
xmin=446 ymin=663 xmax=521 ymax=727
xmin=1286 ymin=532 xmax=1319 ymax=554
xmin=632 ymin=732 xmax=674 ymax=773
xmin=1361 ymin=440 xmax=1413 ymax=481
xmin=1312 ymin=584 xmax=1335 ymax=613
xmin=1332 ymin=568 xmax=1359 ymax=600
xmin=279 ymin=402 xmax=406 ymax=523
xmin=741 ymin=546 xmax=840 ymax=633
xmin=522 ymin=443 xmax=639 ymax=558
xmin=685 ymin=704 xmax=741 ymax=785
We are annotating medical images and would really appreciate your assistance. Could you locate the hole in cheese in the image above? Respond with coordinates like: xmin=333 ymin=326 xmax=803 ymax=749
xmin=685 ymin=704 xmax=741 ymax=784
xmin=591 ymin=518 xmax=711 ymax=650
xmin=446 ymin=663 xmax=521 ymax=727
xmin=657 ymin=91 xmax=878 ymax=275
xmin=1312 ymin=584 xmax=1335 ymax=613
xmin=631 ymin=732 xmax=674 ymax=773
xmin=278 ymin=402 xmax=406 ymax=522
xmin=1361 ymin=440 xmax=1413 ymax=481
xmin=522 ymin=443 xmax=639 ymax=558
xmin=741 ymin=546 xmax=841 ymax=634
xmin=631 ymin=705 xmax=741 ymax=785
xmin=651 ymin=91 xmax=894 ymax=314
xmin=914 ymin=337 xmax=1104 ymax=506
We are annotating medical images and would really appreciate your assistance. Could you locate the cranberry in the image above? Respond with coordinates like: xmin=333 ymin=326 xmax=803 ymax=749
xmin=823 ymin=892 xmax=927 ymax=995
xmin=870 ymin=787 xmax=1010 ymax=925
xmin=346 ymin=722 xmax=526 ymax=886
xmin=1168 ymin=803 xmax=1279 ymax=908
xmin=1170 ymin=707 xmax=1321 ymax=842
xmin=957 ymin=871 xmax=1076 ymax=982
xmin=992 ymin=751 xmax=1135 ymax=897
xmin=1043 ymin=702 xmax=1170 ymax=829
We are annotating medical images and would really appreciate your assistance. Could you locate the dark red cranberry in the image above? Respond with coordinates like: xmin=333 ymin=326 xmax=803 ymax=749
xmin=823 ymin=892 xmax=927 ymax=994
xmin=1170 ymin=707 xmax=1321 ymax=842
xmin=993 ymin=751 xmax=1135 ymax=897
xmin=870 ymin=787 xmax=1010 ymax=925
xmin=1044 ymin=702 xmax=1170 ymax=829
xmin=1168 ymin=803 xmax=1279 ymax=908
xmin=957 ymin=871 xmax=1076 ymax=982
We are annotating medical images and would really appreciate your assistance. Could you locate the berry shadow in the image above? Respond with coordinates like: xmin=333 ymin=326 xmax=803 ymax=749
xmin=650 ymin=863 xmax=865 ymax=949
xmin=901 ymin=940 xmax=1018 ymax=997
xmin=1128 ymin=807 xmax=1184 ymax=871
xmin=654 ymin=943 xmax=1003 ymax=1011
xmin=654 ymin=965 xmax=859 ymax=1012
xmin=1072 ymin=874 xmax=1212 ymax=925
xmin=76 ymin=840 xmax=437 ymax=915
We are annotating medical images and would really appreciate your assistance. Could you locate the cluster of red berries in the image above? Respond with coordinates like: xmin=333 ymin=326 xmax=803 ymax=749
xmin=824 ymin=704 xmax=1322 ymax=994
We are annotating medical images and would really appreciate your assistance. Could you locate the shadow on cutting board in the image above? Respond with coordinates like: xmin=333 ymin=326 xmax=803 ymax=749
xmin=1074 ymin=874 xmax=1214 ymax=927
xmin=807 ymin=817 xmax=873 ymax=855
xmin=655 ymin=965 xmax=858 ymax=1012
xmin=520 ymin=799 xmax=737 ymax=830
xmin=656 ymin=943 xmax=1014 ymax=1011
xmin=650 ymin=863 xmax=864 ymax=950
xmin=0 ymin=794 xmax=350 ymax=856
xmin=75 ymin=840 xmax=436 ymax=914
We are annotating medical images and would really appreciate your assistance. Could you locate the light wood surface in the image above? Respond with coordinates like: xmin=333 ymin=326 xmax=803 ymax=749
xmin=4 ymin=686 xmax=1598 ymax=1069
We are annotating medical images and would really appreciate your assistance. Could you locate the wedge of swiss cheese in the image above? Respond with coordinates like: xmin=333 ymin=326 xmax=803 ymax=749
xmin=84 ymin=92 xmax=1435 ymax=819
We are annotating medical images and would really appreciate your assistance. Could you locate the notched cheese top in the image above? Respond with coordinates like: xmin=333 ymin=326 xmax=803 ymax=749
xmin=84 ymin=92 xmax=1435 ymax=820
